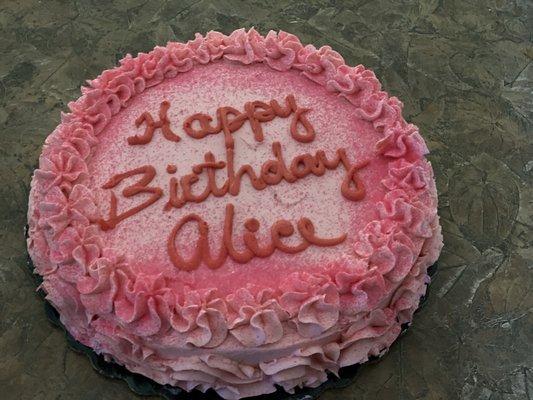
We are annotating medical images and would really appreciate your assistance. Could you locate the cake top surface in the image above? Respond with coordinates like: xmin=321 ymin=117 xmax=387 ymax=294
xmin=88 ymin=60 xmax=389 ymax=295
xmin=28 ymin=28 xmax=440 ymax=356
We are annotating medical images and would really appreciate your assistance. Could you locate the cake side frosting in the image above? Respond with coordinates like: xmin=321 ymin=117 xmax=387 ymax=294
xmin=27 ymin=29 xmax=443 ymax=399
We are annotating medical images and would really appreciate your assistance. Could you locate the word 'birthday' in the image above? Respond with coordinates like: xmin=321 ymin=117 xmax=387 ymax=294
xmin=98 ymin=94 xmax=368 ymax=271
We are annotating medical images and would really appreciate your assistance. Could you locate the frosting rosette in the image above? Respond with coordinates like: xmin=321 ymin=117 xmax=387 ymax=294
xmin=27 ymin=28 xmax=442 ymax=399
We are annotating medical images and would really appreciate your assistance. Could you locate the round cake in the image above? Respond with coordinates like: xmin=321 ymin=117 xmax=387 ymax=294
xmin=27 ymin=29 xmax=443 ymax=399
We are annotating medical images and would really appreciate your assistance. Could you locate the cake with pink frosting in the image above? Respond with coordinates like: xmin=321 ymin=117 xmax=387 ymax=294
xmin=27 ymin=29 xmax=443 ymax=399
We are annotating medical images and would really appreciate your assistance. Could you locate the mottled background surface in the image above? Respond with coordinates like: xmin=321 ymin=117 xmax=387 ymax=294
xmin=0 ymin=0 xmax=532 ymax=399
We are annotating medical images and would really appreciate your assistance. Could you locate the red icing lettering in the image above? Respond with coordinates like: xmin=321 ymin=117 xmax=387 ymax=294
xmin=128 ymin=101 xmax=180 ymax=145
xmin=160 ymin=142 xmax=367 ymax=212
xmin=101 ymin=94 xmax=369 ymax=270
xmin=98 ymin=165 xmax=163 ymax=230
xmin=167 ymin=203 xmax=347 ymax=271
xmin=171 ymin=94 xmax=314 ymax=149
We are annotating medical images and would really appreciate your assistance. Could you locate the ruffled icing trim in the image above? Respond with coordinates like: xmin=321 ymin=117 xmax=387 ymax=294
xmin=27 ymin=28 xmax=443 ymax=399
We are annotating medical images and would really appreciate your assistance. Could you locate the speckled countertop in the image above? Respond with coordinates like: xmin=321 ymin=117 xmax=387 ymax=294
xmin=0 ymin=1 xmax=531 ymax=399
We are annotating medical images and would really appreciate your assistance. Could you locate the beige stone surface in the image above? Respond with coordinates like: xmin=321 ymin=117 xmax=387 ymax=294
xmin=0 ymin=0 xmax=531 ymax=399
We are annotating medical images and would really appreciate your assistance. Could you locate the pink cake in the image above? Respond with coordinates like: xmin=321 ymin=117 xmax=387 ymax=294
xmin=27 ymin=29 xmax=443 ymax=399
